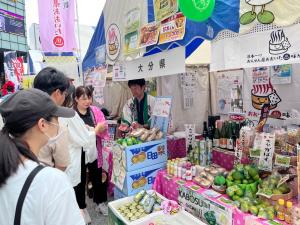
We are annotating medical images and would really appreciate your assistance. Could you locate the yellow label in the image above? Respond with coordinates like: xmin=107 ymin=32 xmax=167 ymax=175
xmin=277 ymin=211 xmax=285 ymax=221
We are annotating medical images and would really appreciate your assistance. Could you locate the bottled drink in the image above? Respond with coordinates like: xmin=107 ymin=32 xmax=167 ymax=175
xmin=219 ymin=121 xmax=227 ymax=149
xmin=285 ymin=201 xmax=292 ymax=224
xmin=213 ymin=126 xmax=220 ymax=148
xmin=276 ymin=199 xmax=285 ymax=221
xmin=227 ymin=122 xmax=234 ymax=151
xmin=202 ymin=121 xmax=208 ymax=140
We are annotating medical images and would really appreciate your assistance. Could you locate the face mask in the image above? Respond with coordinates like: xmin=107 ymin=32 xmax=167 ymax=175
xmin=43 ymin=121 xmax=64 ymax=145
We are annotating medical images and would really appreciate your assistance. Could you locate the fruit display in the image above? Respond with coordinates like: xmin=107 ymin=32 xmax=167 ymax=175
xmin=234 ymin=197 xmax=276 ymax=220
xmin=117 ymin=137 xmax=142 ymax=147
xmin=116 ymin=190 xmax=163 ymax=222
xmin=225 ymin=164 xmax=261 ymax=201
xmin=116 ymin=127 xmax=164 ymax=147
xmin=257 ymin=173 xmax=291 ymax=197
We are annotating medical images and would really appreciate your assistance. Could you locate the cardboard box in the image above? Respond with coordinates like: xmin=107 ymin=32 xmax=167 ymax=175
xmin=114 ymin=187 xmax=127 ymax=200
xmin=115 ymin=139 xmax=167 ymax=172
xmin=121 ymin=162 xmax=166 ymax=196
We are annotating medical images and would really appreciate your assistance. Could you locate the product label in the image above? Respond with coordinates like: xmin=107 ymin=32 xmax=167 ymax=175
xmin=219 ymin=138 xmax=227 ymax=148
xmin=227 ymin=139 xmax=234 ymax=150
xmin=213 ymin=139 xmax=219 ymax=147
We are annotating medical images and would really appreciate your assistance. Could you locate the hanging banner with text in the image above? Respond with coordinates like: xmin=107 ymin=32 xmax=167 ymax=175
xmin=124 ymin=47 xmax=185 ymax=80
xmin=211 ymin=23 xmax=300 ymax=71
xmin=178 ymin=186 xmax=233 ymax=225
xmin=38 ymin=0 xmax=77 ymax=52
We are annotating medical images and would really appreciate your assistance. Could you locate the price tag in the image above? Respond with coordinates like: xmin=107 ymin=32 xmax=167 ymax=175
xmin=258 ymin=133 xmax=275 ymax=172
xmin=274 ymin=154 xmax=291 ymax=167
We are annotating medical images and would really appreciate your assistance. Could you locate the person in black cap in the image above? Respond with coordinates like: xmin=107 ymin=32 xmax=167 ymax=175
xmin=0 ymin=88 xmax=85 ymax=225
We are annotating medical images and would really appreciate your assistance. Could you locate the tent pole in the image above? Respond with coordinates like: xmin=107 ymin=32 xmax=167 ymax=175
xmin=75 ymin=0 xmax=83 ymax=84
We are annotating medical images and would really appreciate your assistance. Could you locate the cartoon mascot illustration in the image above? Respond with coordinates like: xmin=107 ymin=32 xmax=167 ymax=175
xmin=251 ymin=75 xmax=281 ymax=132
xmin=240 ymin=0 xmax=275 ymax=25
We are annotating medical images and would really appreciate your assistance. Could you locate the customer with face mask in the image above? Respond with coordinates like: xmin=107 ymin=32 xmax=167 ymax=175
xmin=0 ymin=88 xmax=85 ymax=225
xmin=34 ymin=68 xmax=104 ymax=224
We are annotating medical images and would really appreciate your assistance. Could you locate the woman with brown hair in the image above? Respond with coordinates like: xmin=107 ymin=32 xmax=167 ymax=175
xmin=74 ymin=85 xmax=109 ymax=216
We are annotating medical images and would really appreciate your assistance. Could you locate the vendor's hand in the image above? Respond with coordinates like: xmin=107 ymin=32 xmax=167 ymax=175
xmin=95 ymin=122 xmax=107 ymax=134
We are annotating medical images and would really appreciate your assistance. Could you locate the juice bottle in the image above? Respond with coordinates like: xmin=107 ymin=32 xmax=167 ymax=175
xmin=285 ymin=201 xmax=292 ymax=224
xmin=276 ymin=199 xmax=285 ymax=221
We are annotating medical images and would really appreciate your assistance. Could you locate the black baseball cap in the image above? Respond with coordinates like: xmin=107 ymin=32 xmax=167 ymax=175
xmin=0 ymin=88 xmax=75 ymax=124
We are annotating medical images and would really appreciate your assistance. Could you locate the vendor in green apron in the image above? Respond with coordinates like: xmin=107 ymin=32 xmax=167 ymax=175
xmin=121 ymin=79 xmax=155 ymax=130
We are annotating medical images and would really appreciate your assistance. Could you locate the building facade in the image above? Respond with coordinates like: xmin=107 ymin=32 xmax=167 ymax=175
xmin=0 ymin=0 xmax=27 ymax=53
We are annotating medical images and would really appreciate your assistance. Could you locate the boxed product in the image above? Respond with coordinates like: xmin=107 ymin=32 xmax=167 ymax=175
xmin=114 ymin=139 xmax=167 ymax=172
xmin=121 ymin=162 xmax=166 ymax=196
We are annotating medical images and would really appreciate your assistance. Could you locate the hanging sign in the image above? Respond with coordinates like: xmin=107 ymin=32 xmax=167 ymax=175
xmin=153 ymin=0 xmax=178 ymax=22
xmin=258 ymin=133 xmax=275 ymax=172
xmin=159 ymin=12 xmax=186 ymax=45
xmin=211 ymin=24 xmax=300 ymax=71
xmin=178 ymin=0 xmax=215 ymax=22
xmin=124 ymin=47 xmax=185 ymax=80
xmin=139 ymin=22 xmax=159 ymax=48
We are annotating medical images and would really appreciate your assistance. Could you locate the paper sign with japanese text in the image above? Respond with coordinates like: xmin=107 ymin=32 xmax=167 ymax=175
xmin=274 ymin=154 xmax=291 ymax=167
xmin=159 ymin=12 xmax=186 ymax=45
xmin=153 ymin=0 xmax=178 ymax=22
xmin=113 ymin=63 xmax=126 ymax=81
xmin=139 ymin=22 xmax=159 ymax=48
xmin=185 ymin=124 xmax=195 ymax=150
xmin=258 ymin=133 xmax=275 ymax=171
xmin=152 ymin=97 xmax=172 ymax=118
xmin=124 ymin=46 xmax=185 ymax=80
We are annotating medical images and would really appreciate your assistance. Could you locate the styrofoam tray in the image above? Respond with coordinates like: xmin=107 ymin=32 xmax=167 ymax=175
xmin=131 ymin=210 xmax=206 ymax=225
xmin=108 ymin=190 xmax=167 ymax=225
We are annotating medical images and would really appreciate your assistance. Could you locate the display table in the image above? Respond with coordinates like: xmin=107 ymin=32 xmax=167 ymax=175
xmin=212 ymin=148 xmax=250 ymax=171
xmin=153 ymin=170 xmax=287 ymax=225
xmin=102 ymin=147 xmax=114 ymax=195
xmin=167 ymin=136 xmax=187 ymax=159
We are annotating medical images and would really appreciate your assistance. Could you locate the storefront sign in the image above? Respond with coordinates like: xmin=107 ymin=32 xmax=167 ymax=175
xmin=178 ymin=186 xmax=233 ymax=225
xmin=0 ymin=9 xmax=24 ymax=35
xmin=38 ymin=0 xmax=77 ymax=52
xmin=139 ymin=22 xmax=159 ymax=48
xmin=124 ymin=47 xmax=185 ymax=80
xmin=153 ymin=0 xmax=178 ymax=22
xmin=211 ymin=24 xmax=300 ymax=71
xmin=159 ymin=12 xmax=186 ymax=45
xmin=258 ymin=133 xmax=275 ymax=171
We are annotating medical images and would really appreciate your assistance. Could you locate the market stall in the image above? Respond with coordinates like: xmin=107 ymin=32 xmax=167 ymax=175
xmin=82 ymin=0 xmax=300 ymax=225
